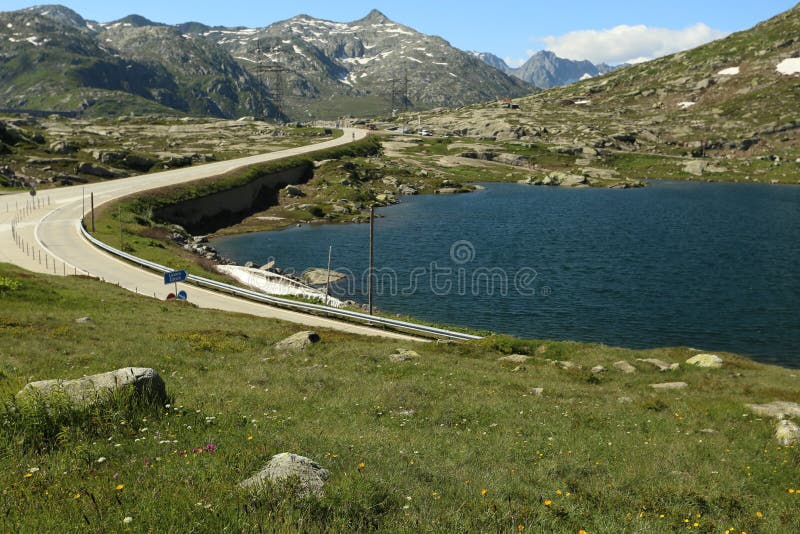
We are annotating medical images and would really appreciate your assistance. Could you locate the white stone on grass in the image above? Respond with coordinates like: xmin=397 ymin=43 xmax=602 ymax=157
xmin=239 ymin=453 xmax=329 ymax=497
xmin=686 ymin=354 xmax=724 ymax=368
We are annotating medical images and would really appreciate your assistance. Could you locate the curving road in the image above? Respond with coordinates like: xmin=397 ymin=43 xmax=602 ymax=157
xmin=0 ymin=128 xmax=421 ymax=341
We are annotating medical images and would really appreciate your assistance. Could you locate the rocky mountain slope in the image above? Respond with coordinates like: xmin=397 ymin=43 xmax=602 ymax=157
xmin=472 ymin=50 xmax=621 ymax=88
xmin=0 ymin=5 xmax=532 ymax=120
xmin=414 ymin=5 xmax=799 ymax=182
xmin=191 ymin=9 xmax=532 ymax=118
xmin=0 ymin=5 xmax=275 ymax=118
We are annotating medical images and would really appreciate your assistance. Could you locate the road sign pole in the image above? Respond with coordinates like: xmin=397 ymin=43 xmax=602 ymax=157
xmin=90 ymin=192 xmax=95 ymax=233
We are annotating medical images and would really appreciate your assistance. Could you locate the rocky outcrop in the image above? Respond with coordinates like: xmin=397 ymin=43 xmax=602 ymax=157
xmin=16 ymin=367 xmax=167 ymax=408
xmin=747 ymin=401 xmax=800 ymax=419
xmin=76 ymin=162 xmax=118 ymax=178
xmin=239 ymin=452 xmax=330 ymax=496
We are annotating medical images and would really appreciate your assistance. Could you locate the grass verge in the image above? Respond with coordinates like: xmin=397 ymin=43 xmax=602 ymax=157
xmin=0 ymin=263 xmax=798 ymax=532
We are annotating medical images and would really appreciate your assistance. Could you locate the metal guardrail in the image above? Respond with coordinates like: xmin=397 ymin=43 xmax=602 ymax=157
xmin=80 ymin=224 xmax=482 ymax=341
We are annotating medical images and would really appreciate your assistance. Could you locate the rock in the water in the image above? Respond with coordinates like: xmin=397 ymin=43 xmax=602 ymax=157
xmin=591 ymin=365 xmax=607 ymax=374
xmin=390 ymin=348 xmax=419 ymax=362
xmin=302 ymin=268 xmax=347 ymax=285
xmin=16 ymin=367 xmax=166 ymax=408
xmin=239 ymin=452 xmax=329 ymax=497
xmin=686 ymin=354 xmax=723 ymax=368
xmin=636 ymin=358 xmax=679 ymax=371
xmin=747 ymin=401 xmax=800 ymax=419
xmin=775 ymin=420 xmax=800 ymax=445
xmin=650 ymin=382 xmax=688 ymax=390
xmin=275 ymin=331 xmax=320 ymax=351
xmin=498 ymin=354 xmax=529 ymax=364
xmin=613 ymin=361 xmax=637 ymax=374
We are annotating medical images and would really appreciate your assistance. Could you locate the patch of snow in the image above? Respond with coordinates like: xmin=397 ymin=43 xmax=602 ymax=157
xmin=360 ymin=72 xmax=368 ymax=78
xmin=404 ymin=56 xmax=423 ymax=63
xmin=717 ymin=66 xmax=739 ymax=76
xmin=449 ymin=72 xmax=458 ymax=78
xmin=776 ymin=57 xmax=800 ymax=75
xmin=574 ymin=99 xmax=591 ymax=105
xmin=433 ymin=62 xmax=448 ymax=66
xmin=293 ymin=44 xmax=311 ymax=61
xmin=677 ymin=101 xmax=696 ymax=110
xmin=6 ymin=23 xmax=12 ymax=29
xmin=364 ymin=44 xmax=376 ymax=50
xmin=341 ymin=56 xmax=377 ymax=65
xmin=580 ymin=73 xmax=593 ymax=81
xmin=383 ymin=26 xmax=413 ymax=36
xmin=282 ymin=40 xmax=291 ymax=44
xmin=235 ymin=56 xmax=256 ymax=63
xmin=216 ymin=265 xmax=344 ymax=307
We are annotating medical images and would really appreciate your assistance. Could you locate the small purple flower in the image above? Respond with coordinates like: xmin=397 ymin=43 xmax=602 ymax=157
xmin=205 ymin=444 xmax=217 ymax=454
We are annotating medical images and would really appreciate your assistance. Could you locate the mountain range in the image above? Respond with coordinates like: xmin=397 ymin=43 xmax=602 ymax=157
xmin=471 ymin=50 xmax=623 ymax=88
xmin=0 ymin=5 xmax=533 ymax=120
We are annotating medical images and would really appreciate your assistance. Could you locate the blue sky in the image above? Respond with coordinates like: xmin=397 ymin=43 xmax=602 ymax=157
xmin=3 ymin=1 xmax=797 ymax=64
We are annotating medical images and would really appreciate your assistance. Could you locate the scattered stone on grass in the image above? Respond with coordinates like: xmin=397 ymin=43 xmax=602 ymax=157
xmin=75 ymin=316 xmax=91 ymax=323
xmin=775 ymin=420 xmax=800 ymax=445
xmin=390 ymin=348 xmax=419 ymax=362
xmin=554 ymin=360 xmax=582 ymax=370
xmin=637 ymin=358 xmax=680 ymax=371
xmin=275 ymin=331 xmax=320 ymax=351
xmin=650 ymin=382 xmax=688 ymax=390
xmin=617 ymin=396 xmax=633 ymax=403
xmin=686 ymin=354 xmax=724 ymax=368
xmin=498 ymin=354 xmax=529 ymax=364
xmin=16 ymin=367 xmax=167 ymax=408
xmin=530 ymin=387 xmax=544 ymax=397
xmin=591 ymin=365 xmax=607 ymax=373
xmin=746 ymin=401 xmax=800 ymax=419
xmin=239 ymin=452 xmax=329 ymax=497
xmin=613 ymin=361 xmax=637 ymax=374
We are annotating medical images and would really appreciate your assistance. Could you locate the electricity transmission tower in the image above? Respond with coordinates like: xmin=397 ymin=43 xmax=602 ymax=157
xmin=251 ymin=39 xmax=287 ymax=118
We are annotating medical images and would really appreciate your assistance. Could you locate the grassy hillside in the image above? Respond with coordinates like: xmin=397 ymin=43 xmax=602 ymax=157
xmin=1 ymin=264 xmax=798 ymax=532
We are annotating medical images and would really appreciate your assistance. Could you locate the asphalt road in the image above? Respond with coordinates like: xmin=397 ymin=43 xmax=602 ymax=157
xmin=0 ymin=128 xmax=421 ymax=341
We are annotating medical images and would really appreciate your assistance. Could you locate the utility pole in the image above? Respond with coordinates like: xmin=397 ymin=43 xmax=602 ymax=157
xmin=368 ymin=206 xmax=374 ymax=315
xmin=325 ymin=245 xmax=332 ymax=307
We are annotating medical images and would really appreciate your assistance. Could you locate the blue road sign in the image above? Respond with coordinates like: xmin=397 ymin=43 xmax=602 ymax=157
xmin=164 ymin=270 xmax=187 ymax=284
xmin=176 ymin=290 xmax=188 ymax=301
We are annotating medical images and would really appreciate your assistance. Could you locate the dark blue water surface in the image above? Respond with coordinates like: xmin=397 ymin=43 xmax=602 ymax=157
xmin=213 ymin=181 xmax=800 ymax=366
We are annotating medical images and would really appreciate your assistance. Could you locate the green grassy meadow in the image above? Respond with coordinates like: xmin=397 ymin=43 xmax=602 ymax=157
xmin=1 ymin=264 xmax=798 ymax=532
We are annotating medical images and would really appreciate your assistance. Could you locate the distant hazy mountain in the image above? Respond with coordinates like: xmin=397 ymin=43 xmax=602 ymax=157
xmin=472 ymin=49 xmax=626 ymax=88
xmin=0 ymin=5 xmax=533 ymax=119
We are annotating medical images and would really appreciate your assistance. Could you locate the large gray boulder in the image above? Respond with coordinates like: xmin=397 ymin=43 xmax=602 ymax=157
xmin=747 ymin=401 xmax=800 ymax=419
xmin=497 ymin=354 xmax=529 ymax=364
xmin=239 ymin=452 xmax=330 ymax=497
xmin=275 ymin=331 xmax=320 ymax=351
xmin=76 ymin=162 xmax=118 ymax=178
xmin=650 ymin=382 xmax=688 ymax=390
xmin=613 ymin=361 xmax=637 ymax=374
xmin=16 ymin=367 xmax=166 ymax=408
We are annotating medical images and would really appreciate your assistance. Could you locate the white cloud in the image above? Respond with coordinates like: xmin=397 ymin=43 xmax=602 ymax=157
xmin=538 ymin=23 xmax=728 ymax=65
